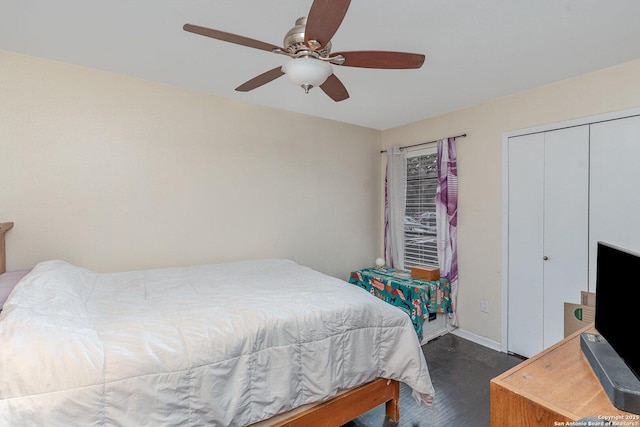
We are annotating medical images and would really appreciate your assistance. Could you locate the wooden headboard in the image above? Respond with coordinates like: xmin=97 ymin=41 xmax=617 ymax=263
xmin=0 ymin=222 xmax=14 ymax=274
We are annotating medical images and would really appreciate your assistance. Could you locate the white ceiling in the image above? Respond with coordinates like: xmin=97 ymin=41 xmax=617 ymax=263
xmin=2 ymin=0 xmax=640 ymax=130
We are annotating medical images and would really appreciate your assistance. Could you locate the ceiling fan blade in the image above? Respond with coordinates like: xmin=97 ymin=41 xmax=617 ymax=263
xmin=183 ymin=23 xmax=284 ymax=53
xmin=334 ymin=51 xmax=426 ymax=69
xmin=320 ymin=74 xmax=349 ymax=102
xmin=304 ymin=0 xmax=351 ymax=49
xmin=235 ymin=67 xmax=285 ymax=92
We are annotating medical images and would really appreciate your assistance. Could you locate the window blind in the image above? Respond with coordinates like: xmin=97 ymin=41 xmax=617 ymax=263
xmin=404 ymin=152 xmax=439 ymax=268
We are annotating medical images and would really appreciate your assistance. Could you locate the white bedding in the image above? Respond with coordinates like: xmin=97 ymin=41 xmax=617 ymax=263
xmin=0 ymin=259 xmax=434 ymax=426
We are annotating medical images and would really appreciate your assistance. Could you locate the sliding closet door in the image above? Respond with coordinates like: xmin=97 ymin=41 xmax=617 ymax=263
xmin=508 ymin=132 xmax=545 ymax=357
xmin=507 ymin=126 xmax=588 ymax=357
xmin=590 ymin=115 xmax=640 ymax=289
xmin=542 ymin=126 xmax=589 ymax=349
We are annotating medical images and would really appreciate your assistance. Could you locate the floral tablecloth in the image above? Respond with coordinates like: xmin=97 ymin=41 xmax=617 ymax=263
xmin=348 ymin=267 xmax=452 ymax=341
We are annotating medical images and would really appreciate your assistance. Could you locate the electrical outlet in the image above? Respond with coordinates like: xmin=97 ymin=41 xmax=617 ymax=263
xmin=480 ymin=299 xmax=489 ymax=313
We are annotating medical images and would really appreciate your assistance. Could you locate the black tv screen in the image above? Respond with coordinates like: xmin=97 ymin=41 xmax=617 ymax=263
xmin=595 ymin=242 xmax=640 ymax=380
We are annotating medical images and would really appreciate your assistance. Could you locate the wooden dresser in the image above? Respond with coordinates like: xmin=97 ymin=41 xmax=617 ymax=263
xmin=490 ymin=325 xmax=639 ymax=426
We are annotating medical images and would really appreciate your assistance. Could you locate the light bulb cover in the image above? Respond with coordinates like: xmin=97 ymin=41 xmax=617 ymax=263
xmin=282 ymin=57 xmax=333 ymax=88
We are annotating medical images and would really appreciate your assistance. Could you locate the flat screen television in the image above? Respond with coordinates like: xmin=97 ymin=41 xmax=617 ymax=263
xmin=580 ymin=241 xmax=640 ymax=414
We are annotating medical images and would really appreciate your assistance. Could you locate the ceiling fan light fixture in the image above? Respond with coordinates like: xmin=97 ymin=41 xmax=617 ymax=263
xmin=184 ymin=0 xmax=424 ymax=102
xmin=281 ymin=57 xmax=332 ymax=93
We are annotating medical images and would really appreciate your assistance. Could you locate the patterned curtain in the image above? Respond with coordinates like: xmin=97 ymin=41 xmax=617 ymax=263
xmin=384 ymin=147 xmax=407 ymax=269
xmin=436 ymin=137 xmax=459 ymax=326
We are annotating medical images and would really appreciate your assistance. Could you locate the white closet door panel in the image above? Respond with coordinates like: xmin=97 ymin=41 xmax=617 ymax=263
xmin=508 ymin=133 xmax=544 ymax=357
xmin=589 ymin=115 xmax=640 ymax=290
xmin=542 ymin=126 xmax=589 ymax=349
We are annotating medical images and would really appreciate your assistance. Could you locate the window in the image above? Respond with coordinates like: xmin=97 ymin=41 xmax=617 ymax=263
xmin=404 ymin=149 xmax=439 ymax=268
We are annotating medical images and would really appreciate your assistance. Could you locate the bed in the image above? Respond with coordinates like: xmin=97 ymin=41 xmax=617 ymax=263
xmin=0 ymin=226 xmax=434 ymax=426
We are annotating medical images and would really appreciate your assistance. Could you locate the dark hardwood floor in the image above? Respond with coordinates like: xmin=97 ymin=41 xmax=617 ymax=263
xmin=346 ymin=332 xmax=525 ymax=427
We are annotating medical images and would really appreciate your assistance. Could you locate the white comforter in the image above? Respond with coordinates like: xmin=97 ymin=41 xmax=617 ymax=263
xmin=0 ymin=259 xmax=434 ymax=426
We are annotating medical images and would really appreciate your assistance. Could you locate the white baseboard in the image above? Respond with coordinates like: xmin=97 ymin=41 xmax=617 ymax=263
xmin=449 ymin=328 xmax=502 ymax=352
xmin=420 ymin=316 xmax=504 ymax=353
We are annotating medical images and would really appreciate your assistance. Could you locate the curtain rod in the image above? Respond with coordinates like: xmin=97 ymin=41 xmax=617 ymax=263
xmin=380 ymin=133 xmax=467 ymax=153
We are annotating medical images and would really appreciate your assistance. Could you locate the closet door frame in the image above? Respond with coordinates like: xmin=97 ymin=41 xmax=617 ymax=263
xmin=500 ymin=106 xmax=640 ymax=353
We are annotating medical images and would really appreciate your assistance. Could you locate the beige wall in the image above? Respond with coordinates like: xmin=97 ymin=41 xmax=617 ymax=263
xmin=381 ymin=58 xmax=640 ymax=344
xmin=0 ymin=51 xmax=381 ymax=279
xmin=5 ymin=48 xmax=640 ymax=346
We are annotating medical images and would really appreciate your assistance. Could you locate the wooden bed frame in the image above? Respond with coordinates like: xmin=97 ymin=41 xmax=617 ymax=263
xmin=251 ymin=378 xmax=400 ymax=426
xmin=0 ymin=221 xmax=401 ymax=426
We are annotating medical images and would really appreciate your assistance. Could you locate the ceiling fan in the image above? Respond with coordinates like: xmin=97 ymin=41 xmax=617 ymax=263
xmin=183 ymin=0 xmax=425 ymax=102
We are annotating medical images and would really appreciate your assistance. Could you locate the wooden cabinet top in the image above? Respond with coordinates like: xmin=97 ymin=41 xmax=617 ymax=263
xmin=491 ymin=325 xmax=637 ymax=422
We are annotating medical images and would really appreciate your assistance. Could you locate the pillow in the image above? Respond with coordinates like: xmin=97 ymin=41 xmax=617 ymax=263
xmin=0 ymin=270 xmax=30 ymax=309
